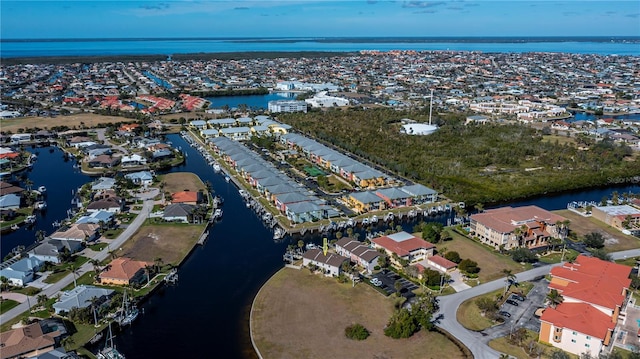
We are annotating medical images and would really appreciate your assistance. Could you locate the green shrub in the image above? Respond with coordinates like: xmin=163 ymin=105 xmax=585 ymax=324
xmin=345 ymin=323 xmax=370 ymax=340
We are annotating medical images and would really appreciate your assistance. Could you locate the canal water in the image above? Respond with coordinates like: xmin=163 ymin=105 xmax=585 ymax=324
xmin=206 ymin=92 xmax=296 ymax=110
xmin=3 ymin=135 xmax=639 ymax=358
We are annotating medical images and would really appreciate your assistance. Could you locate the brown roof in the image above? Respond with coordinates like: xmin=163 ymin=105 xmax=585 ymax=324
xmin=0 ymin=181 xmax=24 ymax=196
xmin=428 ymin=255 xmax=458 ymax=269
xmin=0 ymin=322 xmax=59 ymax=359
xmin=50 ymin=223 xmax=100 ymax=240
xmin=470 ymin=205 xmax=567 ymax=234
xmin=100 ymin=257 xmax=151 ymax=282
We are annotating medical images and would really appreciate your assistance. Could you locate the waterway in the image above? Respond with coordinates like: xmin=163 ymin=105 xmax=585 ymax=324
xmin=3 ymin=135 xmax=639 ymax=358
xmin=206 ymin=91 xmax=296 ymax=110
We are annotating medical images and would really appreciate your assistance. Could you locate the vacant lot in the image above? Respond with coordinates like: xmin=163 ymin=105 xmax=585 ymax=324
xmin=554 ymin=209 xmax=640 ymax=252
xmin=0 ymin=113 xmax=135 ymax=132
xmin=251 ymin=267 xmax=467 ymax=359
xmin=160 ymin=172 xmax=206 ymax=194
xmin=118 ymin=224 xmax=205 ymax=264
xmin=438 ymin=229 xmax=528 ymax=282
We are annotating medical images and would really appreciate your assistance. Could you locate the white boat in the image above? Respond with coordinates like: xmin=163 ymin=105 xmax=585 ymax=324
xmin=35 ymin=201 xmax=47 ymax=210
xmin=370 ymin=215 xmax=378 ymax=224
xmin=98 ymin=322 xmax=125 ymax=359
xmin=361 ymin=217 xmax=369 ymax=226
xmin=224 ymin=176 xmax=230 ymax=183
xmin=212 ymin=162 xmax=221 ymax=172
xmin=117 ymin=290 xmax=139 ymax=327
xmin=213 ymin=208 xmax=223 ymax=219
xmin=10 ymin=224 xmax=19 ymax=231
xmin=37 ymin=185 xmax=46 ymax=193
xmin=25 ymin=215 xmax=36 ymax=224
xmin=273 ymin=227 xmax=286 ymax=240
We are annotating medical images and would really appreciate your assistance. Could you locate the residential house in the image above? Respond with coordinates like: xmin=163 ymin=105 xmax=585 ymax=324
xmin=99 ymin=257 xmax=151 ymax=286
xmin=87 ymin=154 xmax=120 ymax=168
xmin=120 ymin=154 xmax=147 ymax=167
xmin=425 ymin=255 xmax=457 ymax=273
xmin=86 ymin=197 xmax=123 ymax=213
xmin=301 ymin=248 xmax=348 ymax=277
xmin=345 ymin=191 xmax=385 ymax=213
xmin=334 ymin=237 xmax=380 ymax=273
xmin=171 ymin=191 xmax=203 ymax=205
xmin=539 ymin=255 xmax=632 ymax=356
xmin=591 ymin=205 xmax=640 ymax=235
xmin=74 ymin=210 xmax=115 ymax=226
xmin=52 ymin=285 xmax=114 ymax=315
xmin=469 ymin=205 xmax=566 ymax=250
xmin=163 ymin=203 xmax=196 ymax=223
xmin=0 ymin=193 xmax=21 ymax=210
xmin=0 ymin=321 xmax=63 ymax=359
xmin=49 ymin=223 xmax=100 ymax=243
xmin=0 ymin=257 xmax=43 ymax=286
xmin=371 ymin=231 xmax=435 ymax=265
xmin=285 ymin=201 xmax=323 ymax=223
xmin=125 ymin=171 xmax=154 ymax=186
xmin=399 ymin=184 xmax=438 ymax=204
xmin=28 ymin=239 xmax=83 ymax=264
xmin=90 ymin=177 xmax=116 ymax=191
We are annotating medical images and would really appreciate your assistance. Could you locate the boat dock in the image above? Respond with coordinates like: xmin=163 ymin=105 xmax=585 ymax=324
xmin=197 ymin=230 xmax=209 ymax=245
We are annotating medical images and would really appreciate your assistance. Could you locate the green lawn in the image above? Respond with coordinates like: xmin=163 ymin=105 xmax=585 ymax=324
xmin=87 ymin=242 xmax=109 ymax=251
xmin=0 ymin=299 xmax=19 ymax=314
xmin=43 ymin=256 xmax=90 ymax=284
xmin=439 ymin=228 xmax=530 ymax=283
xmin=538 ymin=249 xmax=579 ymax=264
xmin=457 ymin=288 xmax=503 ymax=331
xmin=10 ymin=286 xmax=41 ymax=296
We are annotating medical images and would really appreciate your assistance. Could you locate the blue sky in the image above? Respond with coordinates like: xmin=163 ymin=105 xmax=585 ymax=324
xmin=1 ymin=1 xmax=639 ymax=39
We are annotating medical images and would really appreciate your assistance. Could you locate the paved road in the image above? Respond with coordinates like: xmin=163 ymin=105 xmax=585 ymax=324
xmin=435 ymin=247 xmax=640 ymax=358
xmin=0 ymin=199 xmax=154 ymax=326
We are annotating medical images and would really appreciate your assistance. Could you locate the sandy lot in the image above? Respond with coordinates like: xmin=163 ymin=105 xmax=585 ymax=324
xmin=0 ymin=113 xmax=136 ymax=133
xmin=251 ymin=267 xmax=467 ymax=359
xmin=554 ymin=209 xmax=640 ymax=252
xmin=160 ymin=172 xmax=206 ymax=194
xmin=118 ymin=224 xmax=204 ymax=265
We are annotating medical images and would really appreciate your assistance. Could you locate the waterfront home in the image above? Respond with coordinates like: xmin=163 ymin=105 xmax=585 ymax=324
xmin=125 ymin=171 xmax=154 ymax=186
xmin=469 ymin=205 xmax=566 ymax=250
xmin=0 ymin=321 xmax=63 ymax=359
xmin=0 ymin=181 xmax=24 ymax=196
xmin=67 ymin=136 xmax=96 ymax=149
xmin=163 ymin=203 xmax=196 ymax=223
xmin=0 ymin=257 xmax=43 ymax=286
xmin=88 ymin=154 xmax=120 ymax=168
xmin=75 ymin=210 xmax=115 ymax=226
xmin=170 ymin=190 xmax=203 ymax=205
xmin=591 ymin=205 xmax=640 ymax=235
xmin=120 ymin=154 xmax=147 ymax=167
xmin=99 ymin=257 xmax=151 ymax=286
xmin=274 ymin=192 xmax=311 ymax=212
xmin=375 ymin=187 xmax=413 ymax=208
xmin=251 ymin=125 xmax=271 ymax=137
xmin=28 ymin=239 xmax=83 ymax=264
xmin=52 ymin=285 xmax=114 ymax=315
xmin=268 ymin=99 xmax=308 ymax=113
xmin=50 ymin=223 xmax=100 ymax=243
xmin=371 ymin=231 xmax=435 ymax=265
xmin=200 ymin=129 xmax=219 ymax=139
xmin=207 ymin=118 xmax=236 ymax=128
xmin=0 ymin=193 xmax=21 ymax=210
xmin=345 ymin=191 xmax=385 ymax=213
xmin=334 ymin=237 xmax=380 ymax=274
xmin=91 ymin=177 xmax=116 ymax=191
xmin=399 ymin=184 xmax=438 ymax=204
xmin=302 ymin=248 xmax=348 ymax=277
xmin=539 ymin=255 xmax=631 ymax=356
xmin=285 ymin=201 xmax=324 ymax=223
xmin=87 ymin=197 xmax=123 ymax=213
xmin=10 ymin=133 xmax=32 ymax=144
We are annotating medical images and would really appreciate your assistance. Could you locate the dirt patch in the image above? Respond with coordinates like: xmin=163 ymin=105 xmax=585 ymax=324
xmin=160 ymin=172 xmax=205 ymax=194
xmin=251 ymin=267 xmax=466 ymax=359
xmin=553 ymin=209 xmax=640 ymax=252
xmin=0 ymin=113 xmax=136 ymax=133
xmin=118 ymin=224 xmax=204 ymax=265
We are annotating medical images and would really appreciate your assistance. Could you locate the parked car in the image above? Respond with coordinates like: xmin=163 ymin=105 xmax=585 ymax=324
xmin=505 ymin=299 xmax=519 ymax=306
xmin=371 ymin=278 xmax=382 ymax=287
xmin=498 ymin=311 xmax=511 ymax=318
xmin=511 ymin=294 xmax=525 ymax=302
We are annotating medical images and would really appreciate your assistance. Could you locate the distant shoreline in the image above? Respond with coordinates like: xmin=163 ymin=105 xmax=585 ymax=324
xmin=3 ymin=36 xmax=639 ymax=43
xmin=0 ymin=51 xmax=358 ymax=65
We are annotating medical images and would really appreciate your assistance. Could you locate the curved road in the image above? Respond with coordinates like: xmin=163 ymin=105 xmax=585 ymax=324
xmin=435 ymin=248 xmax=640 ymax=358
xmin=0 ymin=198 xmax=154 ymax=326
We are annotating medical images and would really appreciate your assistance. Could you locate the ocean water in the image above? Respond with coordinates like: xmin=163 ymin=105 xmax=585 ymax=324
xmin=1 ymin=37 xmax=639 ymax=58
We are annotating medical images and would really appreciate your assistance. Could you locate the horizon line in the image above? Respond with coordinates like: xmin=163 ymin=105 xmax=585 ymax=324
xmin=2 ymin=35 xmax=640 ymax=42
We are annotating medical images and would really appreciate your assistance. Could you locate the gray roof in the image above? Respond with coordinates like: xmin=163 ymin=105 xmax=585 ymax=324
xmin=376 ymin=187 xmax=411 ymax=200
xmin=163 ymin=203 xmax=196 ymax=218
xmin=52 ymin=285 xmax=114 ymax=313
xmin=275 ymin=192 xmax=310 ymax=204
xmin=286 ymin=201 xmax=321 ymax=214
xmin=302 ymin=248 xmax=348 ymax=268
xmin=400 ymin=184 xmax=437 ymax=196
xmin=350 ymin=191 xmax=383 ymax=204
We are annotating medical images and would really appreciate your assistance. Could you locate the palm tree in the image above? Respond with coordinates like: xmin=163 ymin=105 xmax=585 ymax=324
xmin=89 ymin=259 xmax=101 ymax=280
xmin=502 ymin=269 xmax=517 ymax=295
xmin=546 ymin=289 xmax=564 ymax=309
xmin=144 ymin=264 xmax=154 ymax=285
xmin=153 ymin=257 xmax=164 ymax=272
xmin=89 ymin=296 xmax=100 ymax=327
xmin=36 ymin=294 xmax=48 ymax=309
xmin=70 ymin=265 xmax=80 ymax=288
xmin=35 ymin=230 xmax=46 ymax=243
xmin=474 ymin=202 xmax=484 ymax=213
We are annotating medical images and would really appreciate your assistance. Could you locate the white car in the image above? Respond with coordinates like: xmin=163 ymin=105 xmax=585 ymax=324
xmin=371 ymin=278 xmax=382 ymax=286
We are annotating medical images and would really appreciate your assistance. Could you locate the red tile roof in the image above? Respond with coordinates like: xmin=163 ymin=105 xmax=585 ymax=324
xmin=372 ymin=234 xmax=434 ymax=257
xmin=550 ymin=255 xmax=631 ymax=310
xmin=470 ymin=205 xmax=567 ymax=233
xmin=100 ymin=257 xmax=150 ymax=282
xmin=428 ymin=255 xmax=457 ymax=269
xmin=541 ymin=302 xmax=615 ymax=339
xmin=172 ymin=191 xmax=199 ymax=203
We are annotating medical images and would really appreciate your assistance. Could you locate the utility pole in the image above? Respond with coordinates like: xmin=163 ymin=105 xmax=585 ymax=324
xmin=428 ymin=89 xmax=434 ymax=126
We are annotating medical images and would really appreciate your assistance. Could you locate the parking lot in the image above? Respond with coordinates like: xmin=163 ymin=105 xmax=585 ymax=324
xmin=371 ymin=269 xmax=419 ymax=298
xmin=483 ymin=276 xmax=548 ymax=339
